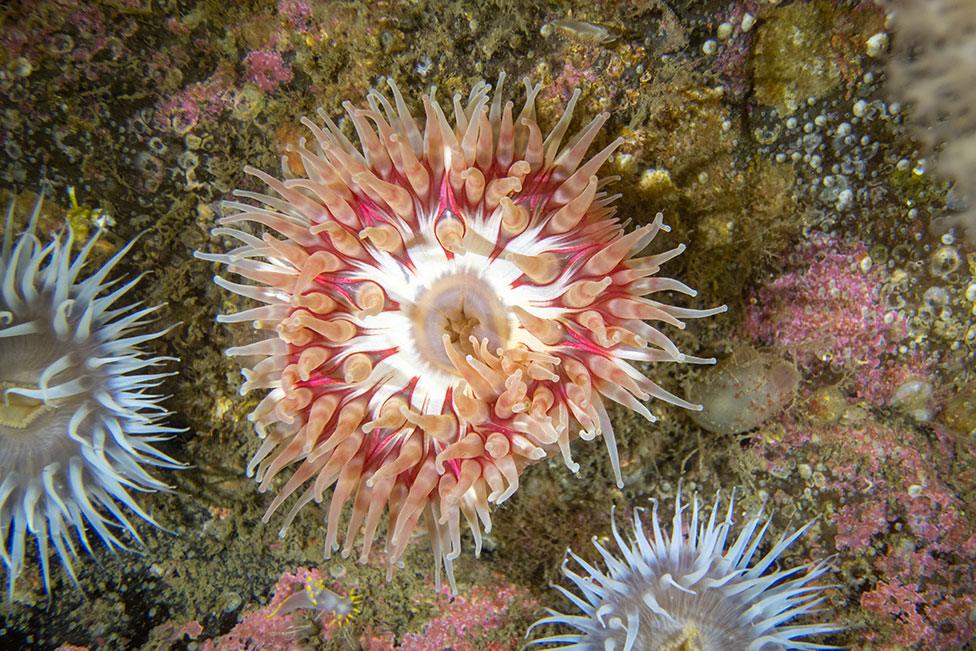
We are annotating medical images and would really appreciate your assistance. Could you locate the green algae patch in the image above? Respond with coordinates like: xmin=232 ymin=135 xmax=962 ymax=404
xmin=943 ymin=381 xmax=976 ymax=436
xmin=751 ymin=1 xmax=842 ymax=115
xmin=620 ymin=57 xmax=802 ymax=305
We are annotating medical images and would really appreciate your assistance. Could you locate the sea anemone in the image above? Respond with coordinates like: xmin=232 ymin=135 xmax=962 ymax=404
xmin=198 ymin=75 xmax=725 ymax=590
xmin=0 ymin=195 xmax=182 ymax=598
xmin=527 ymin=490 xmax=839 ymax=650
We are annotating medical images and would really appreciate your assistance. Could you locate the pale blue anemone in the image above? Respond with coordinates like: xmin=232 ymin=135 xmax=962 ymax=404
xmin=0 ymin=194 xmax=183 ymax=599
xmin=528 ymin=490 xmax=840 ymax=651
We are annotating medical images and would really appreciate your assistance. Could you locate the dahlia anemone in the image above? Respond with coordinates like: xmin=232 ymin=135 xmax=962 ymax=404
xmin=527 ymin=491 xmax=839 ymax=650
xmin=198 ymin=74 xmax=725 ymax=589
xmin=0 ymin=195 xmax=183 ymax=598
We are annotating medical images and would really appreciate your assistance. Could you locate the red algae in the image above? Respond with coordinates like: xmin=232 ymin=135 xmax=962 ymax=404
xmin=201 ymin=567 xmax=352 ymax=651
xmin=363 ymin=582 xmax=537 ymax=651
xmin=243 ymin=50 xmax=294 ymax=93
xmin=153 ymin=62 xmax=237 ymax=134
xmin=744 ymin=233 xmax=911 ymax=405
xmin=756 ymin=413 xmax=976 ymax=649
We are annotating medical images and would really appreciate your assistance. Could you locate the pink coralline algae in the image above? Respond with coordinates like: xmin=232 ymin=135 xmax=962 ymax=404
xmin=759 ymin=414 xmax=976 ymax=649
xmin=153 ymin=46 xmax=293 ymax=134
xmin=153 ymin=62 xmax=237 ymax=134
xmin=861 ymin=577 xmax=976 ymax=650
xmin=544 ymin=61 xmax=600 ymax=104
xmin=244 ymin=50 xmax=294 ymax=93
xmin=834 ymin=500 xmax=887 ymax=551
xmin=278 ymin=0 xmax=313 ymax=32
xmin=148 ymin=619 xmax=204 ymax=646
xmin=363 ymin=583 xmax=537 ymax=651
xmin=202 ymin=567 xmax=352 ymax=651
xmin=153 ymin=49 xmax=293 ymax=134
xmin=744 ymin=234 xmax=908 ymax=403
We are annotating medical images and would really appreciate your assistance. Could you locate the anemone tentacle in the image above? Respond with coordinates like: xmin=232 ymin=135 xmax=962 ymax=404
xmin=0 ymin=194 xmax=183 ymax=598
xmin=199 ymin=75 xmax=725 ymax=591
xmin=527 ymin=490 xmax=841 ymax=651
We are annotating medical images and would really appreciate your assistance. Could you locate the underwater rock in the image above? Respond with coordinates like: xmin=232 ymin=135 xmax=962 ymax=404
xmin=751 ymin=1 xmax=842 ymax=115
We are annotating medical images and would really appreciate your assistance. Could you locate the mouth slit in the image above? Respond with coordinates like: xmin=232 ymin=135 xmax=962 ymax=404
xmin=410 ymin=271 xmax=512 ymax=376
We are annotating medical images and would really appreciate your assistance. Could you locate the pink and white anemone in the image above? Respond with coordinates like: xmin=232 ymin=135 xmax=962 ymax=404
xmin=0 ymin=196 xmax=183 ymax=598
xmin=528 ymin=490 xmax=840 ymax=650
xmin=198 ymin=74 xmax=725 ymax=590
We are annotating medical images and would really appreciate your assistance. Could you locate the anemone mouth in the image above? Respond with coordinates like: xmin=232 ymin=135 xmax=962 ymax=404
xmin=663 ymin=623 xmax=704 ymax=651
xmin=0 ymin=333 xmax=84 ymax=433
xmin=409 ymin=270 xmax=512 ymax=377
xmin=0 ymin=383 xmax=52 ymax=429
